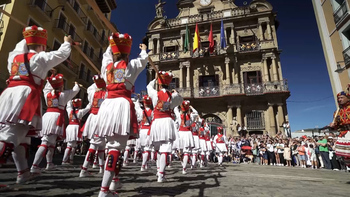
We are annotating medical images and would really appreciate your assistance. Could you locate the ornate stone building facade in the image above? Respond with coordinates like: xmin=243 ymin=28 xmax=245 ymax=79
xmin=146 ymin=0 xmax=290 ymax=136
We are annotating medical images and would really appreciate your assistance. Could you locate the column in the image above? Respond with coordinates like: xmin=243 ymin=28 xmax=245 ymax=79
xmin=180 ymin=33 xmax=184 ymax=51
xmin=271 ymin=56 xmax=278 ymax=81
xmin=157 ymin=38 xmax=160 ymax=54
xmin=236 ymin=105 xmax=242 ymax=126
xmin=277 ymin=103 xmax=285 ymax=135
xmin=263 ymin=57 xmax=269 ymax=81
xmin=185 ymin=62 xmax=190 ymax=88
xmin=225 ymin=57 xmax=230 ymax=84
xmin=264 ymin=109 xmax=270 ymax=135
xmin=231 ymin=26 xmax=235 ymax=44
xmin=148 ymin=38 xmax=154 ymax=54
xmin=267 ymin=21 xmax=272 ymax=40
xmin=259 ymin=22 xmax=263 ymax=40
xmin=277 ymin=60 xmax=282 ymax=81
xmin=179 ymin=64 xmax=184 ymax=88
xmin=227 ymin=106 xmax=233 ymax=136
xmin=268 ymin=103 xmax=276 ymax=135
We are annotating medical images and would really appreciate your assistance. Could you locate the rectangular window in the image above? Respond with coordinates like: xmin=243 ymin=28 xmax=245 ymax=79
xmin=89 ymin=48 xmax=94 ymax=59
xmin=169 ymin=78 xmax=179 ymax=89
xmin=28 ymin=18 xmax=39 ymax=26
xmin=199 ymin=75 xmax=219 ymax=87
xmin=69 ymin=24 xmax=76 ymax=40
xmin=79 ymin=64 xmax=85 ymax=79
xmin=53 ymin=40 xmax=60 ymax=50
xmin=83 ymin=41 xmax=89 ymax=54
xmin=86 ymin=69 xmax=91 ymax=81
xmin=164 ymin=46 xmax=178 ymax=52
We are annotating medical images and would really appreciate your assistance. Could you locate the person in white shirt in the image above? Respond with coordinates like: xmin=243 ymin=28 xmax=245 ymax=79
xmin=213 ymin=127 xmax=228 ymax=166
xmin=0 ymin=26 xmax=71 ymax=183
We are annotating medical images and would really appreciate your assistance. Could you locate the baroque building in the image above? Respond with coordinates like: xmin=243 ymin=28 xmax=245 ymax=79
xmin=146 ymin=0 xmax=290 ymax=136
xmin=0 ymin=0 xmax=117 ymax=105
xmin=312 ymin=0 xmax=350 ymax=104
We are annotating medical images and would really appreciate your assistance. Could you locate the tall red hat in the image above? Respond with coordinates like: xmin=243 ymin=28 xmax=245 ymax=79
xmin=72 ymin=98 xmax=82 ymax=108
xmin=181 ymin=100 xmax=190 ymax=111
xmin=48 ymin=74 xmax=64 ymax=89
xmin=217 ymin=126 xmax=223 ymax=133
xmin=23 ymin=25 xmax=47 ymax=46
xmin=142 ymin=95 xmax=152 ymax=106
xmin=109 ymin=33 xmax=132 ymax=55
xmin=93 ymin=75 xmax=106 ymax=89
xmin=158 ymin=71 xmax=173 ymax=86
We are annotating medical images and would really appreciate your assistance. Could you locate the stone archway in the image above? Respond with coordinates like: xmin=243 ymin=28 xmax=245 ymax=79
xmin=202 ymin=114 xmax=225 ymax=136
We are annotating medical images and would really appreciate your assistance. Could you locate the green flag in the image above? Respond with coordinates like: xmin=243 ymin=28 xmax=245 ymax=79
xmin=184 ymin=24 xmax=190 ymax=52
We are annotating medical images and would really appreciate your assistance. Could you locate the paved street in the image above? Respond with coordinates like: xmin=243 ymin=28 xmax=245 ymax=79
xmin=1 ymin=156 xmax=349 ymax=197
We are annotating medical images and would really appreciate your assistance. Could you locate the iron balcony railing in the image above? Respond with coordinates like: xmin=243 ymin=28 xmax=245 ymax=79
xmin=85 ymin=24 xmax=102 ymax=44
xmin=343 ymin=46 xmax=350 ymax=67
xmin=237 ymin=41 xmax=260 ymax=52
xmin=29 ymin=0 xmax=53 ymax=18
xmin=246 ymin=111 xmax=265 ymax=130
xmin=68 ymin=0 xmax=88 ymax=24
xmin=334 ymin=1 xmax=348 ymax=24
xmin=178 ymin=80 xmax=289 ymax=98
xmin=54 ymin=19 xmax=70 ymax=34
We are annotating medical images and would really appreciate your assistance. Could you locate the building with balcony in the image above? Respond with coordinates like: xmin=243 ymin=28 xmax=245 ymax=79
xmin=0 ymin=0 xmax=117 ymax=105
xmin=312 ymin=0 xmax=350 ymax=104
xmin=146 ymin=0 xmax=290 ymax=137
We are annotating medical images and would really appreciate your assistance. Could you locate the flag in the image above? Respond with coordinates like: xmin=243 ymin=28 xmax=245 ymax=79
xmin=184 ymin=24 xmax=190 ymax=53
xmin=208 ymin=23 xmax=214 ymax=53
xmin=193 ymin=23 xmax=200 ymax=53
xmin=220 ymin=20 xmax=226 ymax=49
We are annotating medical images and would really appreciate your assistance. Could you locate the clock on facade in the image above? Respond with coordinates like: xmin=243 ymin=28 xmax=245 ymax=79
xmin=200 ymin=0 xmax=212 ymax=6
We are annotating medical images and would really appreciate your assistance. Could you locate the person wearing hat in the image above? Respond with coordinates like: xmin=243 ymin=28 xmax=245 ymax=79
xmin=198 ymin=124 xmax=208 ymax=168
xmin=78 ymin=75 xmax=107 ymax=177
xmin=30 ymin=71 xmax=80 ymax=174
xmin=134 ymin=95 xmax=153 ymax=172
xmin=330 ymin=88 xmax=350 ymax=168
xmin=213 ymin=127 xmax=228 ymax=166
xmin=95 ymin=32 xmax=148 ymax=197
xmin=204 ymin=121 xmax=212 ymax=164
xmin=61 ymin=98 xmax=91 ymax=165
xmin=147 ymin=71 xmax=183 ymax=182
xmin=173 ymin=100 xmax=198 ymax=174
xmin=0 ymin=25 xmax=72 ymax=183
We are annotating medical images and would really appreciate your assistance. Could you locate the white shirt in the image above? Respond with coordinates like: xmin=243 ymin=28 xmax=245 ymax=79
xmin=43 ymin=82 xmax=80 ymax=110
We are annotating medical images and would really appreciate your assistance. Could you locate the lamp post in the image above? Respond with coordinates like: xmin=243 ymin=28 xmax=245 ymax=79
xmin=334 ymin=61 xmax=346 ymax=73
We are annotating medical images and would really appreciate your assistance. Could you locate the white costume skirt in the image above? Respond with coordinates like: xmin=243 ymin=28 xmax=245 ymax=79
xmin=82 ymin=113 xmax=99 ymax=139
xmin=172 ymin=131 xmax=180 ymax=150
xmin=178 ymin=130 xmax=194 ymax=149
xmin=90 ymin=136 xmax=106 ymax=147
xmin=139 ymin=129 xmax=151 ymax=147
xmin=65 ymin=125 xmax=82 ymax=142
xmin=193 ymin=135 xmax=200 ymax=149
xmin=95 ymin=97 xmax=130 ymax=137
xmin=199 ymin=139 xmax=207 ymax=152
xmin=215 ymin=143 xmax=227 ymax=153
xmin=206 ymin=141 xmax=213 ymax=151
xmin=336 ymin=131 xmax=350 ymax=166
xmin=150 ymin=117 xmax=177 ymax=142
xmin=0 ymin=86 xmax=41 ymax=129
xmin=135 ymin=138 xmax=141 ymax=149
xmin=127 ymin=139 xmax=136 ymax=146
xmin=40 ymin=112 xmax=63 ymax=136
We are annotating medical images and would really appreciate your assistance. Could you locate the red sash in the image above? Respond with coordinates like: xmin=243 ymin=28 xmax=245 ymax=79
xmin=141 ymin=108 xmax=152 ymax=130
xmin=153 ymin=90 xmax=172 ymax=119
xmin=179 ymin=114 xmax=191 ymax=131
xmin=7 ymin=53 xmax=43 ymax=135
xmin=91 ymin=90 xmax=106 ymax=115
xmin=216 ymin=134 xmax=224 ymax=143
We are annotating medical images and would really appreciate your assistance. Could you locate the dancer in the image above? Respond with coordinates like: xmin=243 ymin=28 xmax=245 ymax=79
xmin=147 ymin=71 xmax=183 ymax=182
xmin=198 ymin=126 xmax=207 ymax=168
xmin=0 ymin=26 xmax=72 ymax=183
xmin=213 ymin=127 xmax=228 ymax=166
xmin=31 ymin=72 xmax=80 ymax=174
xmin=61 ymin=99 xmax=90 ymax=165
xmin=79 ymin=75 xmax=107 ymax=177
xmin=96 ymin=33 xmax=148 ymax=197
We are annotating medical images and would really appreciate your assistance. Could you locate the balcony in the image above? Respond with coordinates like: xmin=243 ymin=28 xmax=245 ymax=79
xmin=83 ymin=46 xmax=102 ymax=68
xmin=54 ymin=19 xmax=70 ymax=35
xmin=59 ymin=59 xmax=79 ymax=76
xmin=334 ymin=1 xmax=348 ymax=25
xmin=85 ymin=23 xmax=103 ymax=46
xmin=237 ymin=41 xmax=260 ymax=53
xmin=343 ymin=46 xmax=350 ymax=67
xmin=177 ymin=80 xmax=288 ymax=98
xmin=160 ymin=51 xmax=179 ymax=61
xmin=95 ymin=0 xmax=117 ymax=13
xmin=28 ymin=0 xmax=53 ymax=21
xmin=65 ymin=0 xmax=88 ymax=25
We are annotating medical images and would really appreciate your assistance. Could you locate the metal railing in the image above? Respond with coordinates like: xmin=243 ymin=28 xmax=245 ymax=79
xmin=30 ymin=0 xmax=53 ymax=18
xmin=237 ymin=41 xmax=260 ymax=52
xmin=54 ymin=19 xmax=70 ymax=34
xmin=343 ymin=45 xmax=350 ymax=67
xmin=176 ymin=80 xmax=289 ymax=98
xmin=246 ymin=111 xmax=265 ymax=130
xmin=334 ymin=1 xmax=348 ymax=24
xmin=68 ymin=0 xmax=88 ymax=24
xmin=85 ymin=23 xmax=102 ymax=43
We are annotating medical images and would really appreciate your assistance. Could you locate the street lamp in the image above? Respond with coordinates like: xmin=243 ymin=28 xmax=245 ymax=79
xmin=334 ymin=61 xmax=346 ymax=73
xmin=49 ymin=5 xmax=64 ymax=18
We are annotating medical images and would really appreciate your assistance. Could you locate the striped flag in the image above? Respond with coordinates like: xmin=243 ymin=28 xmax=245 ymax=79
xmin=193 ymin=23 xmax=200 ymax=53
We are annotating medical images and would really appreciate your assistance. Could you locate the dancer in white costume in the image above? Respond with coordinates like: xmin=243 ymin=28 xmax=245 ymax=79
xmin=135 ymin=95 xmax=153 ymax=171
xmin=96 ymin=32 xmax=148 ymax=197
xmin=204 ymin=127 xmax=212 ymax=165
xmin=61 ymin=99 xmax=90 ymax=165
xmin=198 ymin=126 xmax=208 ymax=168
xmin=0 ymin=26 xmax=72 ymax=183
xmin=213 ymin=127 xmax=228 ymax=166
xmin=147 ymin=71 xmax=183 ymax=182
xmin=79 ymin=75 xmax=107 ymax=177
xmin=191 ymin=117 xmax=200 ymax=169
xmin=31 ymin=72 xmax=79 ymax=174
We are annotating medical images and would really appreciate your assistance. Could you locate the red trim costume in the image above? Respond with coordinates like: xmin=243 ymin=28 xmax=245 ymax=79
xmin=96 ymin=33 xmax=148 ymax=197
xmin=0 ymin=25 xmax=71 ymax=183
xmin=213 ymin=127 xmax=228 ymax=166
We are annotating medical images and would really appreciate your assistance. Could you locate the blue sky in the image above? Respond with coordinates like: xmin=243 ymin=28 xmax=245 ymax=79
xmin=111 ymin=0 xmax=335 ymax=132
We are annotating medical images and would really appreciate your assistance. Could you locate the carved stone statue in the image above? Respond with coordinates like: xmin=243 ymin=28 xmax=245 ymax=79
xmin=155 ymin=0 xmax=166 ymax=18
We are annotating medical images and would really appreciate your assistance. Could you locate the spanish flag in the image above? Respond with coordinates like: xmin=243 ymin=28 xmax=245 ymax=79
xmin=193 ymin=23 xmax=200 ymax=53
